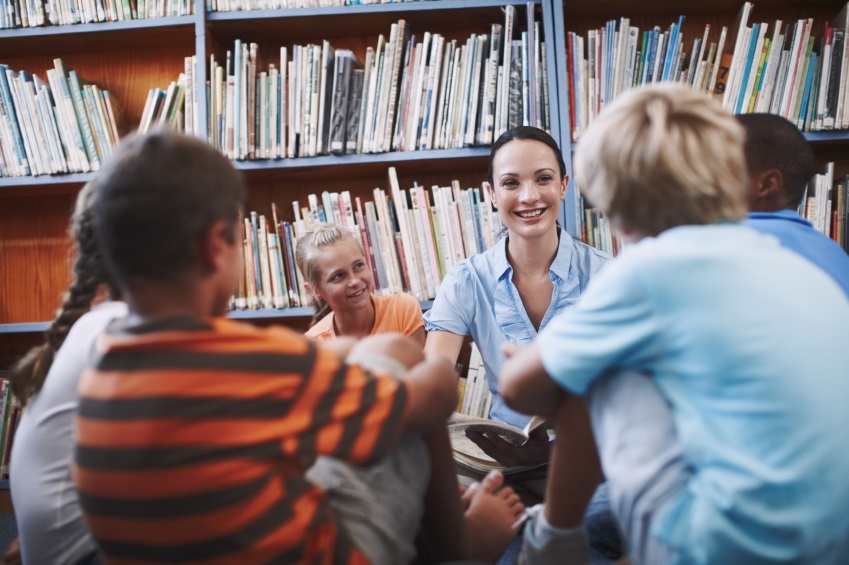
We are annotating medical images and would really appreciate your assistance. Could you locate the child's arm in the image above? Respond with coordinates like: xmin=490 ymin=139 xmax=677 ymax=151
xmin=500 ymin=342 xmax=566 ymax=421
xmin=424 ymin=330 xmax=465 ymax=371
xmin=350 ymin=334 xmax=457 ymax=433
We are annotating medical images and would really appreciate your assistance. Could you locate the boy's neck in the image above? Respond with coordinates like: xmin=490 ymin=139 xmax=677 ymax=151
xmin=124 ymin=277 xmax=226 ymax=324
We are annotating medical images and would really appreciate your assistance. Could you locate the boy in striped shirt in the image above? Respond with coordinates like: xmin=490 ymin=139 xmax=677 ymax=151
xmin=74 ymin=131 xmax=477 ymax=564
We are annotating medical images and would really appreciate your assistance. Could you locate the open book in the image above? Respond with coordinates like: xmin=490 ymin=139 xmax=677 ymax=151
xmin=447 ymin=413 xmax=548 ymax=475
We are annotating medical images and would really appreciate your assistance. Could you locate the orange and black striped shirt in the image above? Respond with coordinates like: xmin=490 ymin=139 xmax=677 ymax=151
xmin=74 ymin=316 xmax=408 ymax=564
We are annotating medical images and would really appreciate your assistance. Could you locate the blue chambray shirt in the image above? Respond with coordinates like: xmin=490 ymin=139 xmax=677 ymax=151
xmin=424 ymin=229 xmax=611 ymax=428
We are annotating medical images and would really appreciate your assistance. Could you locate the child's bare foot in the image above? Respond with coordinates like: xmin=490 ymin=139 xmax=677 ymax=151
xmin=464 ymin=470 xmax=526 ymax=563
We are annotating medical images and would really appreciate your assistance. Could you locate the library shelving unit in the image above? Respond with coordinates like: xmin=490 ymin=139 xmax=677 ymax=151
xmin=550 ymin=0 xmax=849 ymax=244
xmin=0 ymin=0 xmax=562 ymax=368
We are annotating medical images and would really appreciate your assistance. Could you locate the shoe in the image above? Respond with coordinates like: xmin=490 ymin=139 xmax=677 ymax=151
xmin=518 ymin=504 xmax=589 ymax=565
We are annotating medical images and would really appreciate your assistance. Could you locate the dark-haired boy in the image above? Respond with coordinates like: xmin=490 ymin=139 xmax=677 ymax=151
xmin=738 ymin=112 xmax=849 ymax=298
xmin=73 ymin=130 xmax=467 ymax=563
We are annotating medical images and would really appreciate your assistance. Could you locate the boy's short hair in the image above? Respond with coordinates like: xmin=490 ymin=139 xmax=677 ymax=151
xmin=91 ymin=130 xmax=246 ymax=291
xmin=735 ymin=113 xmax=816 ymax=209
xmin=575 ymin=84 xmax=748 ymax=237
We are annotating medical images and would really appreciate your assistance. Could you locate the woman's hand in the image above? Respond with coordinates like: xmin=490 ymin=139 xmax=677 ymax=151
xmin=465 ymin=425 xmax=550 ymax=468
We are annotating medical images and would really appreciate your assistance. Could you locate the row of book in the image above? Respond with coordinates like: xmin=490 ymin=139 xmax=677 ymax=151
xmin=209 ymin=0 xmax=433 ymax=13
xmin=802 ymin=163 xmax=849 ymax=252
xmin=456 ymin=342 xmax=491 ymax=419
xmin=138 ymin=58 xmax=197 ymax=135
xmin=232 ymin=166 xmax=505 ymax=309
xmin=208 ymin=4 xmax=549 ymax=160
xmin=0 ymin=59 xmax=118 ymax=178
xmin=721 ymin=2 xmax=849 ymax=132
xmin=564 ymin=2 xmax=849 ymax=142
xmin=0 ymin=379 xmax=22 ymax=480
xmin=0 ymin=0 xmax=193 ymax=28
xmin=576 ymin=193 xmax=620 ymax=257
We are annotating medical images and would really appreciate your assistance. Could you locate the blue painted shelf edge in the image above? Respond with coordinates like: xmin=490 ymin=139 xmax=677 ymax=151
xmin=208 ymin=0 xmax=539 ymax=21
xmin=0 ymin=301 xmax=436 ymax=334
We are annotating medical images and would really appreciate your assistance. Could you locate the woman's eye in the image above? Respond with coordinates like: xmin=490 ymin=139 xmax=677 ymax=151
xmin=502 ymin=179 xmax=518 ymax=188
xmin=538 ymin=175 xmax=552 ymax=183
xmin=353 ymin=261 xmax=365 ymax=270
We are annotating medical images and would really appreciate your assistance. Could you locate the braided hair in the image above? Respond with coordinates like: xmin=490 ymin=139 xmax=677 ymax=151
xmin=9 ymin=183 xmax=111 ymax=406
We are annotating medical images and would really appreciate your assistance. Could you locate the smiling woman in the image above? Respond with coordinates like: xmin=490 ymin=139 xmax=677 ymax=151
xmin=423 ymin=126 xmax=622 ymax=562
xmin=295 ymin=223 xmax=425 ymax=344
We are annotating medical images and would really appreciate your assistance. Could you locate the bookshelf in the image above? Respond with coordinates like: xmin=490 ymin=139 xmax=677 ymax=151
xmin=0 ymin=0 xmax=559 ymax=343
xmin=2 ymin=0 xmax=849 ymax=341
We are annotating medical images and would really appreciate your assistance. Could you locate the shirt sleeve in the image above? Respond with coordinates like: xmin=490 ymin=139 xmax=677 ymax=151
xmin=423 ymin=262 xmax=473 ymax=335
xmin=394 ymin=293 xmax=425 ymax=336
xmin=301 ymin=342 xmax=408 ymax=465
xmin=537 ymin=258 xmax=663 ymax=395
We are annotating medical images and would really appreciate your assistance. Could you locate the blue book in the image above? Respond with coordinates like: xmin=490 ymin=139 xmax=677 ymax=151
xmin=798 ymin=51 xmax=818 ymax=128
xmin=735 ymin=23 xmax=761 ymax=114
xmin=645 ymin=27 xmax=660 ymax=83
xmin=662 ymin=16 xmax=686 ymax=81
xmin=0 ymin=65 xmax=29 ymax=176
xmin=249 ymin=212 xmax=263 ymax=301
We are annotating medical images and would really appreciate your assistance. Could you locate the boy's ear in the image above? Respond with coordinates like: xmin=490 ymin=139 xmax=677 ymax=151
xmin=199 ymin=220 xmax=236 ymax=274
xmin=755 ymin=169 xmax=783 ymax=200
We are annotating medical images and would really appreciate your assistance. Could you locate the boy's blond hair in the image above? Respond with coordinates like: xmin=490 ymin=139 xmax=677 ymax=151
xmin=574 ymin=84 xmax=748 ymax=238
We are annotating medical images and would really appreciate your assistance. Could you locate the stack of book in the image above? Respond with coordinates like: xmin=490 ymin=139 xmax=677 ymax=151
xmin=565 ymin=2 xmax=849 ymax=142
xmin=138 ymin=59 xmax=197 ymax=135
xmin=456 ymin=342 xmax=491 ymax=419
xmin=0 ymin=59 xmax=119 ymax=177
xmin=0 ymin=0 xmax=193 ymax=28
xmin=210 ymin=0 xmax=434 ymax=13
xmin=575 ymin=191 xmax=621 ymax=257
xmin=231 ymin=166 xmax=504 ymax=310
xmin=208 ymin=4 xmax=549 ymax=159
xmin=801 ymin=161 xmax=849 ymax=252
xmin=565 ymin=15 xmax=728 ymax=142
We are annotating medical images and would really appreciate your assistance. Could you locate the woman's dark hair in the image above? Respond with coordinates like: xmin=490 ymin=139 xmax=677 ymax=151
xmin=9 ymin=183 xmax=112 ymax=406
xmin=487 ymin=126 xmax=567 ymax=187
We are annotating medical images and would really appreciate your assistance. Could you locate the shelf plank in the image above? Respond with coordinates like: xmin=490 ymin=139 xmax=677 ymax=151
xmin=0 ymin=300 xmax=436 ymax=333
xmin=208 ymin=0 xmax=542 ymax=41
xmin=0 ymin=147 xmax=491 ymax=191
xmin=0 ymin=16 xmax=195 ymax=56
xmin=561 ymin=0 xmax=845 ymax=19
xmin=232 ymin=147 xmax=491 ymax=171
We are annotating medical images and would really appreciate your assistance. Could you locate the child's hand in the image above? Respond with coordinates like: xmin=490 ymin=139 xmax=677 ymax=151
xmin=501 ymin=341 xmax=522 ymax=359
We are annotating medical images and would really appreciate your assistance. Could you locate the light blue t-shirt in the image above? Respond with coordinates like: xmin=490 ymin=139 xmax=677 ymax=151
xmin=538 ymin=224 xmax=849 ymax=564
xmin=746 ymin=209 xmax=849 ymax=298
xmin=424 ymin=229 xmax=610 ymax=428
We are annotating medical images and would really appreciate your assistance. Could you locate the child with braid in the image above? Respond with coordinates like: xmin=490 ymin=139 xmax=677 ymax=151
xmin=8 ymin=182 xmax=126 ymax=565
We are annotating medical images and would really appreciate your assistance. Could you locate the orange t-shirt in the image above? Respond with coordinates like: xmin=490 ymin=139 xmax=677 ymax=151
xmin=305 ymin=292 xmax=424 ymax=340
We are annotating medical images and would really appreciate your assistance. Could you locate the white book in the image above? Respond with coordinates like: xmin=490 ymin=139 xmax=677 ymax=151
xmin=787 ymin=19 xmax=814 ymax=122
xmin=372 ymin=20 xmax=404 ymax=153
xmin=778 ymin=19 xmax=807 ymax=119
xmin=723 ymin=2 xmax=754 ymax=109
xmin=373 ymin=23 xmax=398 ymax=153
xmin=365 ymin=34 xmax=387 ymax=153
xmin=388 ymin=167 xmax=423 ymax=300
xmin=755 ymin=22 xmax=783 ymax=112
xmin=465 ymin=34 xmax=485 ymax=147
xmin=769 ymin=49 xmax=792 ymax=115
xmin=421 ymin=35 xmax=444 ymax=151
xmin=316 ymin=40 xmax=335 ymax=155
xmin=652 ymin=32 xmax=667 ymax=84
xmin=497 ymin=5 xmax=515 ymax=139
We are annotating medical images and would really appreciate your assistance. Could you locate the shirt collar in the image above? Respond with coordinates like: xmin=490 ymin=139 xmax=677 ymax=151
xmin=748 ymin=209 xmax=813 ymax=227
xmin=494 ymin=227 xmax=574 ymax=282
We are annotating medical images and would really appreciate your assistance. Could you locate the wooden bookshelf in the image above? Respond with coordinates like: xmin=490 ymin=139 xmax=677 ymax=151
xmin=0 ymin=0 xmax=560 ymax=348
xmin=3 ymin=0 xmax=849 ymax=341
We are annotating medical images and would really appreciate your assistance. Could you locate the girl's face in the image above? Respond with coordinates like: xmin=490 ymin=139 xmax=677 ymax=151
xmin=489 ymin=139 xmax=567 ymax=240
xmin=310 ymin=238 xmax=374 ymax=313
